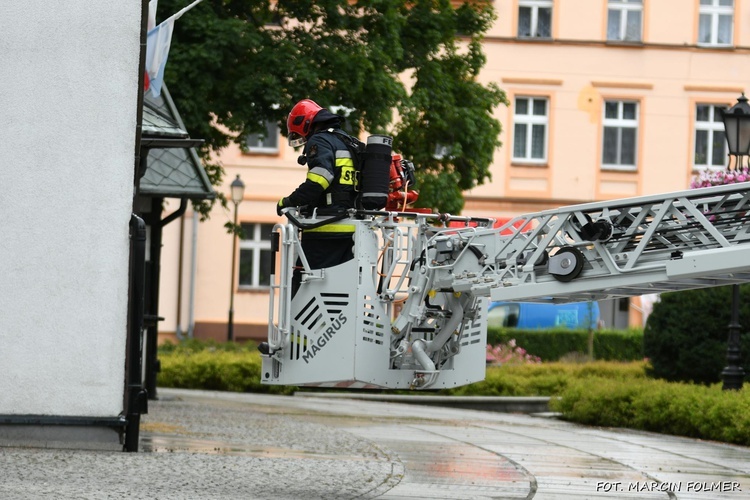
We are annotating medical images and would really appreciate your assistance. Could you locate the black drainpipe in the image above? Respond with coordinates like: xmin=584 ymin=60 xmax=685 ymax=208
xmin=124 ymin=214 xmax=149 ymax=452
xmin=144 ymin=197 xmax=188 ymax=400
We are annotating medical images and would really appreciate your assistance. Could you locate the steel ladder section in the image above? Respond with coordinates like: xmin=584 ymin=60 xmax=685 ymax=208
xmin=430 ymin=183 xmax=750 ymax=303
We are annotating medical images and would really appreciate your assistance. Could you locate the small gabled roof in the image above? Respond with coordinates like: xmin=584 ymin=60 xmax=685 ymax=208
xmin=139 ymin=85 xmax=215 ymax=200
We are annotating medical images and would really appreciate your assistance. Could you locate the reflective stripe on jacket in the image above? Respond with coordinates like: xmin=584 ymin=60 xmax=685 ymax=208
xmin=285 ymin=129 xmax=357 ymax=234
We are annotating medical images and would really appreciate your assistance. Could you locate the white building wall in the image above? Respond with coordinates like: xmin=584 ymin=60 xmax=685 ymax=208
xmin=0 ymin=2 xmax=140 ymax=416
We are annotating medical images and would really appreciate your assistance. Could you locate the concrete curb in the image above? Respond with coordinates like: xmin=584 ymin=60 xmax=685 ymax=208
xmin=294 ymin=392 xmax=555 ymax=414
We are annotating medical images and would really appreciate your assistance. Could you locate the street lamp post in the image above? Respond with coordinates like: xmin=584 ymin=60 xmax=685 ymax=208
xmin=228 ymin=174 xmax=245 ymax=342
xmin=719 ymin=95 xmax=749 ymax=390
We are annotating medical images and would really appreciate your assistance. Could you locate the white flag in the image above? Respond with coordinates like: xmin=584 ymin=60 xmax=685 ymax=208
xmin=145 ymin=18 xmax=175 ymax=98
xmin=143 ymin=0 xmax=204 ymax=98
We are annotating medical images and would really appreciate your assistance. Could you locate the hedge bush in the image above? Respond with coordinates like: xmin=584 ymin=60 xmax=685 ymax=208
xmin=644 ymin=285 xmax=750 ymax=384
xmin=157 ymin=340 xmax=294 ymax=395
xmin=487 ymin=327 xmax=643 ymax=361
xmin=159 ymin=338 xmax=255 ymax=355
xmin=443 ymin=361 xmax=647 ymax=396
xmin=157 ymin=340 xmax=750 ymax=445
xmin=552 ymin=377 xmax=750 ymax=446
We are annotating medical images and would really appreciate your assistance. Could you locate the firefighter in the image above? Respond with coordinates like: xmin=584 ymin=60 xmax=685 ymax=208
xmin=278 ymin=99 xmax=357 ymax=295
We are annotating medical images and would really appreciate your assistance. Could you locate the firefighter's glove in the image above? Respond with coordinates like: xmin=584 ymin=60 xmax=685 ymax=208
xmin=276 ymin=197 xmax=289 ymax=216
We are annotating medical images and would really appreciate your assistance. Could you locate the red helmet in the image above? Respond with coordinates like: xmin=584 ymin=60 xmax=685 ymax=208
xmin=287 ymin=99 xmax=323 ymax=147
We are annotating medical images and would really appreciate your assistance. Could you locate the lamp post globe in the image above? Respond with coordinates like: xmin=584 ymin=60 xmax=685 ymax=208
xmin=228 ymin=175 xmax=245 ymax=342
xmin=722 ymin=94 xmax=750 ymax=163
xmin=231 ymin=174 xmax=246 ymax=204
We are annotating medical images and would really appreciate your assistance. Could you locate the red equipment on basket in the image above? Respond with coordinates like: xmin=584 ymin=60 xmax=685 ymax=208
xmin=385 ymin=153 xmax=419 ymax=211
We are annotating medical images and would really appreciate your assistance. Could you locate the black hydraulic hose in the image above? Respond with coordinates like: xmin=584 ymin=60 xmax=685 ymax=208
xmin=467 ymin=245 xmax=485 ymax=260
xmin=424 ymin=295 xmax=443 ymax=311
xmin=354 ymin=209 xmax=494 ymax=227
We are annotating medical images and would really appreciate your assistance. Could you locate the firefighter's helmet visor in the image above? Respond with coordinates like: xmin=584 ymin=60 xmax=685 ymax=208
xmin=288 ymin=132 xmax=306 ymax=148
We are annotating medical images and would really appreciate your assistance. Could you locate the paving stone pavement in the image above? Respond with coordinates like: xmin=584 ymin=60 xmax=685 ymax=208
xmin=0 ymin=388 xmax=748 ymax=499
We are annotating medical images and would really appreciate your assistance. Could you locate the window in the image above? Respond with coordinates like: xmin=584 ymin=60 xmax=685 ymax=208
xmin=512 ymin=96 xmax=548 ymax=164
xmin=694 ymin=104 xmax=728 ymax=169
xmin=607 ymin=0 xmax=642 ymax=42
xmin=518 ymin=0 xmax=552 ymax=38
xmin=602 ymin=100 xmax=639 ymax=170
xmin=434 ymin=144 xmax=452 ymax=160
xmin=239 ymin=223 xmax=275 ymax=288
xmin=698 ymin=0 xmax=733 ymax=46
xmin=618 ymin=297 xmax=630 ymax=312
xmin=244 ymin=121 xmax=279 ymax=153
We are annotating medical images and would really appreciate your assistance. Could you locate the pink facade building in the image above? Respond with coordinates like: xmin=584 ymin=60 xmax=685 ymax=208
xmin=158 ymin=0 xmax=750 ymax=342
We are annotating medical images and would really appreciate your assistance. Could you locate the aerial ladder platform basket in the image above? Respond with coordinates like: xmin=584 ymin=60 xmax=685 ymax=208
xmin=262 ymin=183 xmax=750 ymax=390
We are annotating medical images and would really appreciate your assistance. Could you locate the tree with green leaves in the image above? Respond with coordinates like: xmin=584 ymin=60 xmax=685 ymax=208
xmin=159 ymin=0 xmax=507 ymax=215
xmin=644 ymin=285 xmax=750 ymax=385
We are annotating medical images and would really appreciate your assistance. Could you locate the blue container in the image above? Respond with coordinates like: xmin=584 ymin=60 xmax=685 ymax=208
xmin=487 ymin=301 xmax=600 ymax=329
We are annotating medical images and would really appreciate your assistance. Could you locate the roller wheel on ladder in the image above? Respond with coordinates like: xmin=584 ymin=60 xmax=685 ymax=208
xmin=549 ymin=246 xmax=584 ymax=282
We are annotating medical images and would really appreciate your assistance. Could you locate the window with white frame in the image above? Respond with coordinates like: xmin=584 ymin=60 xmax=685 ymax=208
xmin=602 ymin=100 xmax=639 ymax=170
xmin=513 ymin=96 xmax=548 ymax=164
xmin=244 ymin=121 xmax=279 ymax=153
xmin=607 ymin=0 xmax=642 ymax=42
xmin=698 ymin=0 xmax=734 ymax=46
xmin=694 ymin=104 xmax=728 ymax=169
xmin=518 ymin=0 xmax=552 ymax=38
xmin=239 ymin=223 xmax=274 ymax=288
